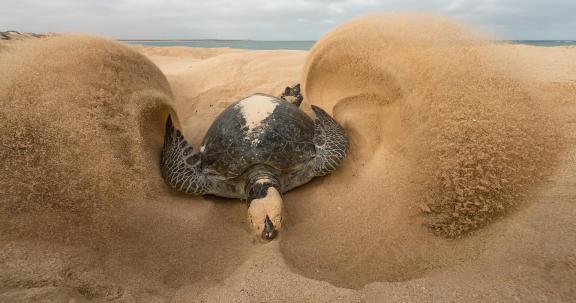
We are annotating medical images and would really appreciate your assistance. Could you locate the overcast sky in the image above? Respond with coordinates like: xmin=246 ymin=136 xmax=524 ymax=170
xmin=2 ymin=0 xmax=575 ymax=40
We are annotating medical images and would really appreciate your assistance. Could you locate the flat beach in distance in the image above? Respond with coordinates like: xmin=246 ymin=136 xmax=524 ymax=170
xmin=1 ymin=14 xmax=576 ymax=303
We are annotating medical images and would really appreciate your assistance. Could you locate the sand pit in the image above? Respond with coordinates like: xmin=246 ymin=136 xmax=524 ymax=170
xmin=1 ymin=14 xmax=575 ymax=303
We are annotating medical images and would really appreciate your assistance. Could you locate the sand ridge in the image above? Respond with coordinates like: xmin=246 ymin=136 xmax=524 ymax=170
xmin=1 ymin=13 xmax=575 ymax=303
xmin=303 ymin=13 xmax=562 ymax=237
xmin=0 ymin=35 xmax=253 ymax=302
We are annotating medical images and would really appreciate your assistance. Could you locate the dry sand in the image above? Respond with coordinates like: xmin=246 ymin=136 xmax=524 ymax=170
xmin=1 ymin=14 xmax=575 ymax=302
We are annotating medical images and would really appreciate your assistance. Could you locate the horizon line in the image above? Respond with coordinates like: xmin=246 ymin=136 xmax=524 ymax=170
xmin=117 ymin=39 xmax=318 ymax=42
xmin=117 ymin=38 xmax=576 ymax=42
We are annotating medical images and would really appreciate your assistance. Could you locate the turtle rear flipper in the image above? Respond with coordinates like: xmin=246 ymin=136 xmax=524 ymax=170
xmin=310 ymin=105 xmax=349 ymax=176
xmin=161 ymin=115 xmax=211 ymax=195
xmin=280 ymin=83 xmax=303 ymax=107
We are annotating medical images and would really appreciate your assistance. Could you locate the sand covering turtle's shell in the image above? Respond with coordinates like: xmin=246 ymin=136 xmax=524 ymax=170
xmin=235 ymin=94 xmax=279 ymax=132
xmin=1 ymin=14 xmax=574 ymax=303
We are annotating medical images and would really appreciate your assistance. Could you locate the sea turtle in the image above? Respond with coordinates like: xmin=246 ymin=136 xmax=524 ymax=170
xmin=160 ymin=84 xmax=349 ymax=241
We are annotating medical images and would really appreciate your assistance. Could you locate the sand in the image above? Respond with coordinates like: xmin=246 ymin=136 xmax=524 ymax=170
xmin=235 ymin=94 xmax=279 ymax=132
xmin=1 ymin=14 xmax=575 ymax=302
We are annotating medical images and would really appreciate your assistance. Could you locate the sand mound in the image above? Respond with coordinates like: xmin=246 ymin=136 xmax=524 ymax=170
xmin=275 ymin=13 xmax=562 ymax=288
xmin=304 ymin=14 xmax=560 ymax=236
xmin=0 ymin=35 xmax=253 ymax=301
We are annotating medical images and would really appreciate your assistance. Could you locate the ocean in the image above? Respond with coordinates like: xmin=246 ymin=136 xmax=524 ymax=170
xmin=121 ymin=39 xmax=576 ymax=50
xmin=122 ymin=40 xmax=316 ymax=50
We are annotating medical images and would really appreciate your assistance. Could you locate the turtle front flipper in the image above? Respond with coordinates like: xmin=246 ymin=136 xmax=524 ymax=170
xmin=160 ymin=115 xmax=211 ymax=195
xmin=310 ymin=105 xmax=349 ymax=176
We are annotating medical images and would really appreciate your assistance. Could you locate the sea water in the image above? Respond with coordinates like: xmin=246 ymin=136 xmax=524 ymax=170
xmin=121 ymin=40 xmax=315 ymax=50
xmin=121 ymin=40 xmax=576 ymax=50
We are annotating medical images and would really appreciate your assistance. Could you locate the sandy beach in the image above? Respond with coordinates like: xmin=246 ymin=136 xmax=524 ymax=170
xmin=1 ymin=14 xmax=575 ymax=302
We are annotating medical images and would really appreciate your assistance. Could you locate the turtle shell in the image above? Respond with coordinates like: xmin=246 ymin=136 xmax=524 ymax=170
xmin=200 ymin=94 xmax=316 ymax=178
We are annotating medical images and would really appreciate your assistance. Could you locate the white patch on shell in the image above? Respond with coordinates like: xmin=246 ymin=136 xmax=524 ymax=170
xmin=234 ymin=94 xmax=279 ymax=145
xmin=200 ymin=145 xmax=205 ymax=153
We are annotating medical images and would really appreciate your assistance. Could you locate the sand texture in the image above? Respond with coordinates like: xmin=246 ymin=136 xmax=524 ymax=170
xmin=1 ymin=14 xmax=575 ymax=302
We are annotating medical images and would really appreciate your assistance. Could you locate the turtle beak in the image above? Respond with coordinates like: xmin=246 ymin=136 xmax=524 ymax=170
xmin=262 ymin=215 xmax=277 ymax=241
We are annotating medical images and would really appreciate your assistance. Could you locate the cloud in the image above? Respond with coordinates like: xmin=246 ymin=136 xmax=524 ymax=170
xmin=1 ymin=0 xmax=574 ymax=40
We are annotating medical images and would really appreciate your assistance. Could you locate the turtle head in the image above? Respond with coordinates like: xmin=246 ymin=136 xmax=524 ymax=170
xmin=247 ymin=179 xmax=283 ymax=242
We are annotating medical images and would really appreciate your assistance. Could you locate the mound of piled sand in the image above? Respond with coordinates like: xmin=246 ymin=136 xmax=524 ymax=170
xmin=274 ymin=14 xmax=563 ymax=288
xmin=1 ymin=14 xmax=575 ymax=303
xmin=303 ymin=13 xmax=561 ymax=237
xmin=0 ymin=35 xmax=254 ymax=302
